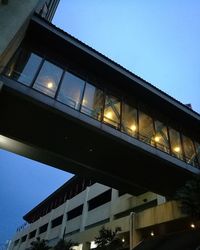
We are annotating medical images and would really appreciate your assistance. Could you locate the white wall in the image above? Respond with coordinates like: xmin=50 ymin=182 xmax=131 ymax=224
xmin=11 ymin=182 xmax=165 ymax=250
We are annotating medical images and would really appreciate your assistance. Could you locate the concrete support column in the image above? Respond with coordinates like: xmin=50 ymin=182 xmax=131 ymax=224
xmin=24 ymin=224 xmax=32 ymax=249
xmin=35 ymin=217 xmax=42 ymax=238
xmin=110 ymin=189 xmax=118 ymax=222
xmin=59 ymin=200 xmax=69 ymax=239
xmin=80 ymin=187 xmax=90 ymax=232
xmin=45 ymin=209 xmax=55 ymax=240
xmin=129 ymin=212 xmax=142 ymax=249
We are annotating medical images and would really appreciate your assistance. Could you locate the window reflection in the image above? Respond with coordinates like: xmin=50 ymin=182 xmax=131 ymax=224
xmin=121 ymin=102 xmax=137 ymax=137
xmin=182 ymin=135 xmax=197 ymax=166
xmin=57 ymin=72 xmax=85 ymax=110
xmin=103 ymin=95 xmax=121 ymax=128
xmin=81 ymin=83 xmax=104 ymax=120
xmin=169 ymin=128 xmax=183 ymax=160
xmin=5 ymin=49 xmax=42 ymax=86
xmin=154 ymin=120 xmax=169 ymax=153
xmin=33 ymin=60 xmax=63 ymax=97
xmin=139 ymin=111 xmax=155 ymax=145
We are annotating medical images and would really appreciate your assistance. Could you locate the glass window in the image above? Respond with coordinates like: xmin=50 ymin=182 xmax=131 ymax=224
xmin=81 ymin=83 xmax=104 ymax=120
xmin=33 ymin=60 xmax=63 ymax=97
xmin=182 ymin=135 xmax=197 ymax=166
xmin=121 ymin=102 xmax=137 ymax=137
xmin=154 ymin=120 xmax=170 ymax=153
xmin=5 ymin=49 xmax=42 ymax=86
xmin=51 ymin=215 xmax=63 ymax=228
xmin=103 ymin=95 xmax=121 ymax=128
xmin=169 ymin=128 xmax=183 ymax=160
xmin=194 ymin=142 xmax=200 ymax=167
xmin=57 ymin=71 xmax=85 ymax=110
xmin=139 ymin=111 xmax=155 ymax=145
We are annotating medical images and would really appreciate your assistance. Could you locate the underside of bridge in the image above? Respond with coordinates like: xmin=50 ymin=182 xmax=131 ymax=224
xmin=0 ymin=82 xmax=197 ymax=197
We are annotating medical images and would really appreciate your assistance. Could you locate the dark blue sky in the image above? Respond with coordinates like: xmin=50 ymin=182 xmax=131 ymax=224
xmin=53 ymin=0 xmax=200 ymax=114
xmin=0 ymin=150 xmax=73 ymax=245
xmin=1 ymin=0 xmax=200 ymax=245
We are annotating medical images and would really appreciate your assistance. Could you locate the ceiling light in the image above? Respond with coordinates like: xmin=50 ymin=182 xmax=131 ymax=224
xmin=105 ymin=111 xmax=113 ymax=119
xmin=154 ymin=136 xmax=160 ymax=142
xmin=130 ymin=124 xmax=137 ymax=132
xmin=150 ymin=231 xmax=154 ymax=236
xmin=190 ymin=223 xmax=195 ymax=229
xmin=47 ymin=82 xmax=53 ymax=89
xmin=82 ymin=99 xmax=87 ymax=105
xmin=122 ymin=238 xmax=125 ymax=243
xmin=174 ymin=146 xmax=180 ymax=152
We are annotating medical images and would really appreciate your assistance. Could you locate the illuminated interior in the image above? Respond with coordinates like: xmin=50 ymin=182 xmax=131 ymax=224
xmin=3 ymin=47 xmax=200 ymax=168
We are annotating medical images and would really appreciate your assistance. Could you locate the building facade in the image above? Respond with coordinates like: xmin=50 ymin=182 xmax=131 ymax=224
xmin=10 ymin=176 xmax=167 ymax=250
xmin=10 ymin=176 xmax=200 ymax=250
xmin=0 ymin=6 xmax=200 ymax=249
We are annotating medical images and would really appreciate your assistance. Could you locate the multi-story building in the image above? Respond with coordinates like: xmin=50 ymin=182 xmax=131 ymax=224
xmin=1 ymin=4 xmax=200 ymax=250
xmin=10 ymin=176 xmax=200 ymax=250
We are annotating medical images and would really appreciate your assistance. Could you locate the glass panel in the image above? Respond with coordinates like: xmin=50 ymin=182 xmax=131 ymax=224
xmin=154 ymin=120 xmax=170 ymax=153
xmin=103 ymin=95 xmax=121 ymax=128
xmin=81 ymin=83 xmax=104 ymax=120
xmin=139 ymin=111 xmax=155 ymax=145
xmin=121 ymin=102 xmax=137 ymax=137
xmin=182 ymin=135 xmax=197 ymax=166
xmin=33 ymin=60 xmax=63 ymax=97
xmin=169 ymin=128 xmax=183 ymax=160
xmin=5 ymin=49 xmax=42 ymax=86
xmin=194 ymin=142 xmax=200 ymax=167
xmin=57 ymin=71 xmax=85 ymax=110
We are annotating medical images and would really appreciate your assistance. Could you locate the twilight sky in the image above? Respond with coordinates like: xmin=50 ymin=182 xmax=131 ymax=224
xmin=1 ymin=0 xmax=200 ymax=245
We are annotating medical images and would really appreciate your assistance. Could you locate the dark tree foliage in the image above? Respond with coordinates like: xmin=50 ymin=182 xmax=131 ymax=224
xmin=30 ymin=237 xmax=50 ymax=250
xmin=94 ymin=226 xmax=124 ymax=250
xmin=175 ymin=176 xmax=200 ymax=219
xmin=54 ymin=239 xmax=78 ymax=250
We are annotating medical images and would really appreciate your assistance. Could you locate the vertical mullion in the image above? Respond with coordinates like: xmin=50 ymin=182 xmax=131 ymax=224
xmin=180 ymin=132 xmax=186 ymax=163
xmin=167 ymin=126 xmax=172 ymax=156
xmin=54 ymin=69 xmax=65 ymax=100
xmin=152 ymin=117 xmax=157 ymax=148
xmin=119 ymin=97 xmax=123 ymax=131
xmin=101 ymin=89 xmax=106 ymax=123
xmin=136 ymin=101 xmax=140 ymax=140
xmin=193 ymin=140 xmax=199 ymax=168
xmin=79 ymin=77 xmax=87 ymax=112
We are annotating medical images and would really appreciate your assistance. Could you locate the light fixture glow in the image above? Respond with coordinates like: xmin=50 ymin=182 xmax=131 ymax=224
xmin=130 ymin=124 xmax=137 ymax=132
xmin=47 ymin=82 xmax=53 ymax=89
xmin=174 ymin=146 xmax=180 ymax=152
xmin=105 ymin=111 xmax=113 ymax=119
xmin=154 ymin=136 xmax=160 ymax=142
xmin=190 ymin=223 xmax=195 ymax=228
xmin=82 ymin=99 xmax=88 ymax=105
xmin=150 ymin=231 xmax=154 ymax=236
xmin=122 ymin=238 xmax=125 ymax=243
